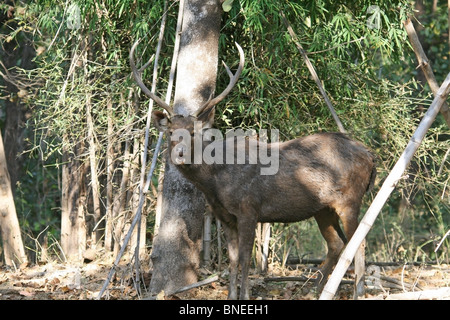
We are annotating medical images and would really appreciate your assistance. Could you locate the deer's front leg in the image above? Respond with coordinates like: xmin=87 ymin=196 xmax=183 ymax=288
xmin=222 ymin=223 xmax=239 ymax=300
xmin=238 ymin=207 xmax=257 ymax=300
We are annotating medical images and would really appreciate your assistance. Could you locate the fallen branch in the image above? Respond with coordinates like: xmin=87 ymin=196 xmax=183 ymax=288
xmin=285 ymin=257 xmax=432 ymax=267
xmin=319 ymin=72 xmax=450 ymax=300
xmin=172 ymin=274 xmax=219 ymax=295
xmin=264 ymin=276 xmax=311 ymax=283
xmin=264 ymin=274 xmax=420 ymax=292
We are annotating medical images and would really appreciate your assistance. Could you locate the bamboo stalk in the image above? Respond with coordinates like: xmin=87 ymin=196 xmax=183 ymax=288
xmin=403 ymin=18 xmax=450 ymax=128
xmin=319 ymin=72 xmax=450 ymax=300
xmin=84 ymin=49 xmax=102 ymax=245
xmin=104 ymin=96 xmax=114 ymax=252
xmin=171 ymin=274 xmax=219 ymax=296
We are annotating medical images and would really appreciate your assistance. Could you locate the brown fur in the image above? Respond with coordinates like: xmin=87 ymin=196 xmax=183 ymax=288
xmin=153 ymin=111 xmax=376 ymax=300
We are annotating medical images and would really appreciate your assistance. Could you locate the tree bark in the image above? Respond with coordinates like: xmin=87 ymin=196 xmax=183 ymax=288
xmin=60 ymin=139 xmax=87 ymax=262
xmin=149 ymin=0 xmax=222 ymax=296
xmin=1 ymin=0 xmax=35 ymax=196
xmin=0 ymin=130 xmax=27 ymax=266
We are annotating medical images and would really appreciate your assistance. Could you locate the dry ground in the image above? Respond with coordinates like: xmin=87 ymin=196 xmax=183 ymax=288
xmin=1 ymin=254 xmax=449 ymax=300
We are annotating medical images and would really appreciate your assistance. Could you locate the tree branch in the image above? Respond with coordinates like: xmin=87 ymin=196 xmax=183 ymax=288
xmin=404 ymin=18 xmax=450 ymax=128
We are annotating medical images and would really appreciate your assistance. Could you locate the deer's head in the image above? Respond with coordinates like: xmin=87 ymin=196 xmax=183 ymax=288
xmin=130 ymin=41 xmax=244 ymax=164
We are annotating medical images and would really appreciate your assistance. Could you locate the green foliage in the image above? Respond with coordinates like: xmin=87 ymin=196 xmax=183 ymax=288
xmin=216 ymin=0 xmax=448 ymax=263
xmin=1 ymin=0 xmax=448 ymax=264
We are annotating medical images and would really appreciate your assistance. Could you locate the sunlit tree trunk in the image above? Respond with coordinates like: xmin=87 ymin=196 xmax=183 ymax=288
xmin=0 ymin=131 xmax=27 ymax=266
xmin=60 ymin=138 xmax=87 ymax=262
xmin=150 ymin=0 xmax=222 ymax=296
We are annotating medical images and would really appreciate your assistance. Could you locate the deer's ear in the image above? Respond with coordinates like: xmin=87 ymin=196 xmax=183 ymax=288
xmin=152 ymin=110 xmax=170 ymax=132
xmin=197 ymin=106 xmax=215 ymax=129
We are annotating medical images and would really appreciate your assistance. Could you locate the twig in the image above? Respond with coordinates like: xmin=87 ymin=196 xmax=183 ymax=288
xmin=438 ymin=147 xmax=450 ymax=176
xmin=280 ymin=11 xmax=346 ymax=134
xmin=47 ymin=0 xmax=70 ymax=52
xmin=435 ymin=229 xmax=450 ymax=253
xmin=264 ymin=276 xmax=310 ymax=283
xmin=172 ymin=274 xmax=219 ymax=295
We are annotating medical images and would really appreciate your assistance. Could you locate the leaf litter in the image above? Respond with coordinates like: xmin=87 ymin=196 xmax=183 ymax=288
xmin=0 ymin=254 xmax=449 ymax=300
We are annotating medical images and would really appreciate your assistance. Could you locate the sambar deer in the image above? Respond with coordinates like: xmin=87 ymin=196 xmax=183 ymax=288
xmin=130 ymin=41 xmax=376 ymax=300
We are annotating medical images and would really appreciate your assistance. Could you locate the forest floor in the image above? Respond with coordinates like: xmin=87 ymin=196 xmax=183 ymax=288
xmin=0 ymin=254 xmax=449 ymax=300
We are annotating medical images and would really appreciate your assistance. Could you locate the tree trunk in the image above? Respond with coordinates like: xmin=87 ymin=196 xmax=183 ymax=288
xmin=0 ymin=130 xmax=27 ymax=266
xmin=84 ymin=53 xmax=102 ymax=246
xmin=1 ymin=1 xmax=35 ymax=196
xmin=149 ymin=0 xmax=222 ymax=296
xmin=60 ymin=139 xmax=87 ymax=262
xmin=104 ymin=97 xmax=114 ymax=252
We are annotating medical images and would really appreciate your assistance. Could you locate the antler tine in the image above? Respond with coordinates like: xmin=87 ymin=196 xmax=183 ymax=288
xmin=193 ymin=42 xmax=245 ymax=117
xmin=129 ymin=39 xmax=173 ymax=115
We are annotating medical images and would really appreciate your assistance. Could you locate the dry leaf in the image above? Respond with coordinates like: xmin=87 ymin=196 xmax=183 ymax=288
xmin=156 ymin=290 xmax=165 ymax=300
xmin=60 ymin=285 xmax=71 ymax=293
xmin=19 ymin=290 xmax=35 ymax=297
xmin=36 ymin=46 xmax=45 ymax=56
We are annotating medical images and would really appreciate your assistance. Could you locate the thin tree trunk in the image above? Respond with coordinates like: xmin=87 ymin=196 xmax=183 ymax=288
xmin=150 ymin=0 xmax=222 ymax=296
xmin=1 ymin=5 xmax=35 ymax=196
xmin=60 ymin=138 xmax=87 ymax=262
xmin=104 ymin=97 xmax=114 ymax=252
xmin=85 ymin=57 xmax=102 ymax=246
xmin=404 ymin=18 xmax=450 ymax=128
xmin=60 ymin=36 xmax=87 ymax=262
xmin=0 ymin=130 xmax=27 ymax=266
xmin=216 ymin=219 xmax=222 ymax=271
xmin=111 ymin=139 xmax=131 ymax=252
xmin=153 ymin=0 xmax=180 ymax=239
xmin=320 ymin=72 xmax=450 ymax=300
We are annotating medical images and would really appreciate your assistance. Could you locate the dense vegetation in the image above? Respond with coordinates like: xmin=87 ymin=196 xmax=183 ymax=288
xmin=1 ymin=0 xmax=449 ymax=269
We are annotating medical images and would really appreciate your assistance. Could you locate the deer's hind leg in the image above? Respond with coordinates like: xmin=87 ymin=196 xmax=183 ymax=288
xmin=313 ymin=208 xmax=347 ymax=291
xmin=336 ymin=203 xmax=365 ymax=298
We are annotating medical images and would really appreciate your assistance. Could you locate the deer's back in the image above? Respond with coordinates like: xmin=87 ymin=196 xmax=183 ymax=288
xmin=182 ymin=132 xmax=375 ymax=224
